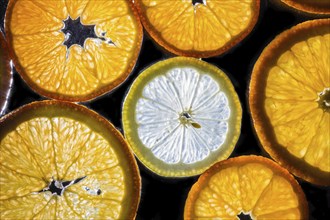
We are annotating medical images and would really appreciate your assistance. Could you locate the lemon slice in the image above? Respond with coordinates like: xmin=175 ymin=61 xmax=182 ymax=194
xmin=279 ymin=0 xmax=330 ymax=14
xmin=135 ymin=0 xmax=260 ymax=58
xmin=184 ymin=155 xmax=308 ymax=219
xmin=5 ymin=0 xmax=142 ymax=101
xmin=249 ymin=19 xmax=330 ymax=185
xmin=0 ymin=101 xmax=140 ymax=219
xmin=0 ymin=33 xmax=11 ymax=116
xmin=123 ymin=57 xmax=242 ymax=177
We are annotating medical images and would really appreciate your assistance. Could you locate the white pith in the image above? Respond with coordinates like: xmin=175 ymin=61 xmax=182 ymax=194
xmin=136 ymin=67 xmax=230 ymax=164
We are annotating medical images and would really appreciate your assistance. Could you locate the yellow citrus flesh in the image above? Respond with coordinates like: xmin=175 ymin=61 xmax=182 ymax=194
xmin=184 ymin=155 xmax=308 ymax=220
xmin=249 ymin=19 xmax=330 ymax=185
xmin=0 ymin=101 xmax=140 ymax=219
xmin=135 ymin=0 xmax=260 ymax=58
xmin=123 ymin=57 xmax=241 ymax=177
xmin=5 ymin=0 xmax=142 ymax=101
xmin=280 ymin=0 xmax=330 ymax=14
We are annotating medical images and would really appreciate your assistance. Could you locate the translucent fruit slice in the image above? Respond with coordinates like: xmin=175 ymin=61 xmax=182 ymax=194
xmin=135 ymin=0 xmax=260 ymax=58
xmin=122 ymin=57 xmax=242 ymax=177
xmin=184 ymin=155 xmax=308 ymax=220
xmin=249 ymin=19 xmax=330 ymax=185
xmin=5 ymin=0 xmax=142 ymax=101
xmin=0 ymin=33 xmax=11 ymax=116
xmin=0 ymin=101 xmax=140 ymax=219
xmin=279 ymin=0 xmax=330 ymax=14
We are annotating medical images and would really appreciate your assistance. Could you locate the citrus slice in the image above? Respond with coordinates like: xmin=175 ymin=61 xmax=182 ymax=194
xmin=0 ymin=33 xmax=12 ymax=116
xmin=279 ymin=0 xmax=330 ymax=14
xmin=135 ymin=0 xmax=260 ymax=58
xmin=184 ymin=155 xmax=308 ymax=219
xmin=5 ymin=0 xmax=142 ymax=101
xmin=122 ymin=57 xmax=242 ymax=177
xmin=249 ymin=19 xmax=330 ymax=185
xmin=0 ymin=101 xmax=140 ymax=219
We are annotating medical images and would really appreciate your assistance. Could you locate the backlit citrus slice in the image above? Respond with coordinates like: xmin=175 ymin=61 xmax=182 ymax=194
xmin=279 ymin=0 xmax=330 ymax=14
xmin=122 ymin=57 xmax=242 ymax=177
xmin=249 ymin=19 xmax=330 ymax=185
xmin=5 ymin=0 xmax=142 ymax=101
xmin=184 ymin=155 xmax=308 ymax=219
xmin=0 ymin=33 xmax=12 ymax=116
xmin=135 ymin=0 xmax=260 ymax=58
xmin=0 ymin=101 xmax=140 ymax=219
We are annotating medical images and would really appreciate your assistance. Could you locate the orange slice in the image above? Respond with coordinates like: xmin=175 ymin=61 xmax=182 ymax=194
xmin=122 ymin=57 xmax=242 ymax=177
xmin=0 ymin=33 xmax=11 ymax=116
xmin=184 ymin=155 xmax=308 ymax=219
xmin=279 ymin=0 xmax=330 ymax=14
xmin=135 ymin=0 xmax=260 ymax=58
xmin=249 ymin=19 xmax=330 ymax=185
xmin=0 ymin=101 xmax=140 ymax=219
xmin=5 ymin=0 xmax=142 ymax=101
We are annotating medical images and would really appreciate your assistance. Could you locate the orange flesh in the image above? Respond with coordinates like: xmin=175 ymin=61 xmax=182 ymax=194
xmin=136 ymin=0 xmax=260 ymax=57
xmin=249 ymin=19 xmax=330 ymax=185
xmin=184 ymin=156 xmax=308 ymax=220
xmin=6 ymin=0 xmax=142 ymax=101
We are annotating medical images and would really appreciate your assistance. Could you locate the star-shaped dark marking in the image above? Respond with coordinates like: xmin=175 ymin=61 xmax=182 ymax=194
xmin=192 ymin=0 xmax=205 ymax=6
xmin=38 ymin=176 xmax=86 ymax=196
xmin=61 ymin=17 xmax=109 ymax=49
xmin=237 ymin=212 xmax=253 ymax=220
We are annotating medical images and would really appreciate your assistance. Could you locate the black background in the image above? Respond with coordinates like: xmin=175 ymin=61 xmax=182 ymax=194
xmin=1 ymin=0 xmax=329 ymax=219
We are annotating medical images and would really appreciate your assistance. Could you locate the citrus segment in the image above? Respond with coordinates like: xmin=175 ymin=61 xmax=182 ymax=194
xmin=12 ymin=32 xmax=65 ymax=69
xmin=0 ymin=128 xmax=47 ymax=179
xmin=280 ymin=0 xmax=330 ymax=14
xmin=304 ymin=113 xmax=330 ymax=172
xmin=135 ymin=0 xmax=260 ymax=57
xmin=257 ymin=208 xmax=301 ymax=220
xmin=12 ymin=117 xmax=58 ymax=180
xmin=0 ymin=166 xmax=45 ymax=200
xmin=272 ymin=109 xmax=323 ymax=158
xmin=94 ymin=16 xmax=140 ymax=51
xmin=64 ymin=190 xmax=122 ymax=219
xmin=6 ymin=0 xmax=142 ymax=101
xmin=25 ymin=46 xmax=67 ymax=93
xmin=65 ymin=168 xmax=124 ymax=218
xmin=65 ymin=0 xmax=89 ymax=20
xmin=9 ymin=0 xmax=63 ymax=35
xmin=161 ymin=6 xmax=195 ymax=51
xmin=238 ymin=163 xmax=273 ymax=212
xmin=252 ymin=175 xmax=299 ymax=216
xmin=0 ymin=193 xmax=52 ymax=219
xmin=32 ymin=0 xmax=68 ymax=20
xmin=184 ymin=155 xmax=308 ymax=220
xmin=81 ymin=0 xmax=129 ymax=24
xmin=207 ymin=0 xmax=255 ymax=36
xmin=58 ymin=44 xmax=98 ymax=96
xmin=143 ymin=1 xmax=191 ymax=32
xmin=0 ymin=101 xmax=140 ymax=219
xmin=194 ymin=5 xmax=231 ymax=51
xmin=33 ymin=197 xmax=56 ymax=219
xmin=123 ymin=57 xmax=241 ymax=177
xmin=249 ymin=19 xmax=330 ymax=185
xmin=208 ymin=167 xmax=242 ymax=214
xmin=62 ymin=133 xmax=119 ymax=180
xmin=84 ymin=39 xmax=130 ymax=84
xmin=55 ymin=195 xmax=83 ymax=219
